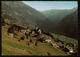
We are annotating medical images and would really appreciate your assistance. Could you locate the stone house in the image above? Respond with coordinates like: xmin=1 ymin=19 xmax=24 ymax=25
xmin=21 ymin=30 xmax=26 ymax=34
xmin=45 ymin=39 xmax=51 ymax=43
xmin=32 ymin=31 xmax=35 ymax=35
xmin=28 ymin=42 xmax=34 ymax=46
xmin=69 ymin=48 xmax=74 ymax=53
xmin=51 ymin=42 xmax=59 ymax=48
xmin=8 ymin=33 xmax=14 ymax=37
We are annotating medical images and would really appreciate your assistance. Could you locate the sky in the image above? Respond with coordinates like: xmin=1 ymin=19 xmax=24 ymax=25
xmin=23 ymin=1 xmax=78 ymax=11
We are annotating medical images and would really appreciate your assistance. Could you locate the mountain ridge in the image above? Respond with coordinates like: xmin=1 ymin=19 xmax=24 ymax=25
xmin=2 ymin=1 xmax=53 ymax=31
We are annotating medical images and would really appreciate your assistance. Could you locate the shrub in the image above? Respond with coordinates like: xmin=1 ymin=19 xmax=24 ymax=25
xmin=54 ymin=38 xmax=60 ymax=42
xmin=63 ymin=47 xmax=69 ymax=52
xmin=47 ymin=52 xmax=51 ymax=55
xmin=70 ymin=44 xmax=74 ymax=47
xmin=59 ymin=45 xmax=64 ymax=50
xmin=18 ymin=39 xmax=20 ymax=42
xmin=30 ymin=39 xmax=33 ymax=43
xmin=35 ymin=40 xmax=38 ymax=46
xmin=61 ymin=41 xmax=64 ymax=44
xmin=7 ymin=27 xmax=14 ymax=33
xmin=38 ymin=37 xmax=45 ymax=42
xmin=14 ymin=32 xmax=18 ymax=36
xmin=20 ymin=35 xmax=26 ymax=40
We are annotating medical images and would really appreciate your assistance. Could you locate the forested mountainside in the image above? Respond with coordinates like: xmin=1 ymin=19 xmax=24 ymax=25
xmin=41 ymin=8 xmax=77 ymax=25
xmin=48 ymin=10 xmax=78 ymax=39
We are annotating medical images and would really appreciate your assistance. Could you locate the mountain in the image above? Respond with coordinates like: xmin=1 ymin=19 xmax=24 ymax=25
xmin=48 ymin=10 xmax=78 ymax=39
xmin=2 ymin=1 xmax=53 ymax=30
xmin=57 ymin=10 xmax=78 ymax=39
xmin=2 ymin=1 xmax=78 ymax=39
xmin=41 ymin=8 xmax=77 ymax=25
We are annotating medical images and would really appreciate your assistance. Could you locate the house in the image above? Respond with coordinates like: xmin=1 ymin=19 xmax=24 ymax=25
xmin=38 ymin=29 xmax=42 ymax=35
xmin=51 ymin=42 xmax=59 ymax=48
xmin=21 ymin=30 xmax=26 ymax=34
xmin=32 ymin=31 xmax=35 ymax=34
xmin=45 ymin=39 xmax=51 ymax=43
xmin=69 ymin=48 xmax=74 ymax=53
xmin=8 ymin=33 xmax=14 ymax=37
xmin=11 ymin=24 xmax=26 ymax=32
xmin=28 ymin=42 xmax=34 ymax=46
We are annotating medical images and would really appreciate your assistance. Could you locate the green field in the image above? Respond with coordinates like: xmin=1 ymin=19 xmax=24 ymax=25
xmin=51 ymin=33 xmax=78 ymax=46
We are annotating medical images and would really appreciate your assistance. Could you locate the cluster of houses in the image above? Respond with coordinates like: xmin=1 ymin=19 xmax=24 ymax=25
xmin=6 ymin=24 xmax=76 ymax=55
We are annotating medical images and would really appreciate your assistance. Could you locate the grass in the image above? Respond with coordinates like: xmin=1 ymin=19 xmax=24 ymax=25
xmin=2 ymin=25 xmax=70 ymax=56
xmin=2 ymin=40 xmax=45 ymax=55
xmin=33 ymin=42 xmax=67 ymax=56
xmin=2 ymin=47 xmax=22 ymax=55
xmin=51 ymin=33 xmax=78 ymax=46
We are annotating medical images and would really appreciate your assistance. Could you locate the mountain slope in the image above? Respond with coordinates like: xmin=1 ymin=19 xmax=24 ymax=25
xmin=2 ymin=1 xmax=53 ymax=30
xmin=41 ymin=8 xmax=77 ymax=25
xmin=2 ymin=24 xmax=69 ymax=56
xmin=49 ymin=10 xmax=78 ymax=39
xmin=56 ymin=10 xmax=78 ymax=39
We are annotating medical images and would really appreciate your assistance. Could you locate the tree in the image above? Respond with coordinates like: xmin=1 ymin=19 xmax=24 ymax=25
xmin=35 ymin=40 xmax=38 ymax=46
xmin=18 ymin=39 xmax=20 ymax=42
xmin=69 ymin=43 xmax=74 ymax=47
xmin=38 ymin=37 xmax=45 ymax=42
xmin=14 ymin=31 xmax=18 ymax=36
xmin=7 ymin=27 xmax=14 ymax=33
xmin=30 ymin=39 xmax=33 ymax=43
xmin=20 ymin=35 xmax=26 ymax=40
xmin=61 ymin=41 xmax=64 ymax=44
xmin=1 ymin=17 xmax=5 ymax=26
xmin=54 ymin=38 xmax=60 ymax=42
xmin=47 ymin=52 xmax=51 ymax=55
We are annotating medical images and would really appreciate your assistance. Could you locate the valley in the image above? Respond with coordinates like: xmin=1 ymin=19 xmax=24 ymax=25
xmin=1 ymin=1 xmax=78 ymax=56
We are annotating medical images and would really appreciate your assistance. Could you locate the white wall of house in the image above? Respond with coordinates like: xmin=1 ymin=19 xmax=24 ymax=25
xmin=8 ymin=33 xmax=14 ymax=37
xmin=45 ymin=39 xmax=51 ymax=42
xmin=21 ymin=30 xmax=26 ymax=34
xmin=51 ymin=42 xmax=59 ymax=48
xmin=69 ymin=48 xmax=74 ymax=53
xmin=32 ymin=31 xmax=35 ymax=35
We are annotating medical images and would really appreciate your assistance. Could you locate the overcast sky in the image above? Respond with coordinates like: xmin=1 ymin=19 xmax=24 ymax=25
xmin=23 ymin=1 xmax=78 ymax=11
